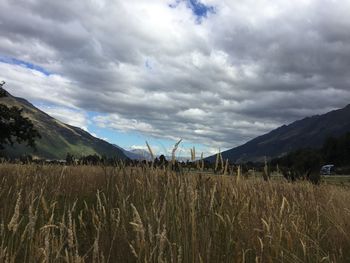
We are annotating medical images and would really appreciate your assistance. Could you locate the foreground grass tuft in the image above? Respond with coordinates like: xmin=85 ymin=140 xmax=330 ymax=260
xmin=0 ymin=164 xmax=350 ymax=262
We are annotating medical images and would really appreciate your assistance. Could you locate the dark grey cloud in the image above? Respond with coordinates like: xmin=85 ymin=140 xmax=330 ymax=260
xmin=1 ymin=0 xmax=350 ymax=150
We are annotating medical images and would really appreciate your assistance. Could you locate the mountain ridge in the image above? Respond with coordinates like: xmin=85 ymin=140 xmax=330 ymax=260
xmin=0 ymin=89 xmax=127 ymax=160
xmin=206 ymin=104 xmax=350 ymax=163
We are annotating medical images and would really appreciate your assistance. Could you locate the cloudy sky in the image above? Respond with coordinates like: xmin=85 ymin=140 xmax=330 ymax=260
xmin=1 ymin=0 xmax=350 ymax=156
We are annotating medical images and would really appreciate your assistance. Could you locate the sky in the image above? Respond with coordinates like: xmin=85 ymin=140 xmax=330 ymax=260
xmin=1 ymin=0 xmax=350 ymax=157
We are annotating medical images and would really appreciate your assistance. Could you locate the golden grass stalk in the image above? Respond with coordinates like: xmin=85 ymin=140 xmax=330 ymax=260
xmin=214 ymin=153 xmax=219 ymax=172
xmin=172 ymin=139 xmax=182 ymax=165
xmin=145 ymin=141 xmax=155 ymax=160
xmin=130 ymin=203 xmax=145 ymax=249
xmin=263 ymin=156 xmax=270 ymax=181
xmin=237 ymin=165 xmax=241 ymax=181
xmin=219 ymin=151 xmax=224 ymax=172
xmin=146 ymin=141 xmax=155 ymax=169
xmin=223 ymin=159 xmax=229 ymax=176
xmin=8 ymin=191 xmax=21 ymax=232
xmin=200 ymin=152 xmax=204 ymax=171
xmin=190 ymin=146 xmax=196 ymax=161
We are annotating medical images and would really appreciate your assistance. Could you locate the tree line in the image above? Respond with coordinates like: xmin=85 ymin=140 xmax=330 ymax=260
xmin=271 ymin=132 xmax=350 ymax=183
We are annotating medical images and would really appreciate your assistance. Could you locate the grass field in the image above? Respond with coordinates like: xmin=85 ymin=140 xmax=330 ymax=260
xmin=322 ymin=175 xmax=350 ymax=187
xmin=1 ymin=163 xmax=350 ymax=262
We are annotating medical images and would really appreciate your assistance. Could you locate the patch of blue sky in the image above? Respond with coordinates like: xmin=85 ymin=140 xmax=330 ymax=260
xmin=188 ymin=0 xmax=215 ymax=18
xmin=0 ymin=55 xmax=51 ymax=76
xmin=169 ymin=0 xmax=215 ymax=21
xmin=144 ymin=59 xmax=152 ymax=70
xmin=85 ymin=112 xmax=153 ymax=149
xmin=33 ymin=101 xmax=59 ymax=108
xmin=86 ymin=112 xmax=209 ymax=157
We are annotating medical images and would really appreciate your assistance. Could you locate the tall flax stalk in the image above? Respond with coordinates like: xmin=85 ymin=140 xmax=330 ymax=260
xmin=237 ymin=165 xmax=241 ymax=182
xmin=172 ymin=139 xmax=182 ymax=165
xmin=223 ymin=159 xmax=229 ymax=176
xmin=200 ymin=153 xmax=204 ymax=172
xmin=263 ymin=156 xmax=270 ymax=181
xmin=214 ymin=153 xmax=219 ymax=173
xmin=219 ymin=149 xmax=224 ymax=173
xmin=190 ymin=147 xmax=196 ymax=161
xmin=146 ymin=141 xmax=155 ymax=169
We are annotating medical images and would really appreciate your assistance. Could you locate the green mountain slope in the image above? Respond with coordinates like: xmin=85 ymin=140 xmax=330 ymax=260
xmin=0 ymin=90 xmax=127 ymax=160
xmin=206 ymin=104 xmax=350 ymax=163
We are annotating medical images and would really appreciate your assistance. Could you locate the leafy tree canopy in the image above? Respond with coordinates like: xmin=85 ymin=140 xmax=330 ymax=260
xmin=0 ymin=83 xmax=41 ymax=149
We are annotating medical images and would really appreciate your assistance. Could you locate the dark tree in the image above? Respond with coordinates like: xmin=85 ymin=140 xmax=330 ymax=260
xmin=0 ymin=84 xmax=41 ymax=149
xmin=272 ymin=146 xmax=324 ymax=184
xmin=66 ymin=153 xmax=75 ymax=165
xmin=80 ymin=154 xmax=101 ymax=165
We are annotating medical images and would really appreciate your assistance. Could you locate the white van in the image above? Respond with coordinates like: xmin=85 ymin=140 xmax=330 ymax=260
xmin=320 ymin=164 xmax=335 ymax=175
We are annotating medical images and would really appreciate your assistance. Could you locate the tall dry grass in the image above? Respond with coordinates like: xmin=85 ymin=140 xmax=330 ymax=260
xmin=0 ymin=163 xmax=350 ymax=262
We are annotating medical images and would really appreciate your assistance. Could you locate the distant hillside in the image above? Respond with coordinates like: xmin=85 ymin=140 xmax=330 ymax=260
xmin=0 ymin=89 xmax=127 ymax=160
xmin=206 ymin=104 xmax=350 ymax=163
xmin=113 ymin=145 xmax=152 ymax=161
xmin=114 ymin=145 xmax=191 ymax=162
xmin=129 ymin=149 xmax=153 ymax=160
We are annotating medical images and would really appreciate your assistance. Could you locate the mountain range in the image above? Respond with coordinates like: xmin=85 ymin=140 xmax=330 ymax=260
xmin=207 ymin=104 xmax=350 ymax=163
xmin=0 ymin=89 xmax=127 ymax=160
xmin=2 ymin=89 xmax=350 ymax=162
xmin=113 ymin=145 xmax=153 ymax=161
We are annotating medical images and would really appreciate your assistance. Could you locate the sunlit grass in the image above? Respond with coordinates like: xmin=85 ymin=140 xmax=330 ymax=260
xmin=0 ymin=163 xmax=350 ymax=262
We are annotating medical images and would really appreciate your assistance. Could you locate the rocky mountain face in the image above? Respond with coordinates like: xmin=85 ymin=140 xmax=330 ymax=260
xmin=0 ymin=89 xmax=126 ymax=160
xmin=206 ymin=104 xmax=350 ymax=162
